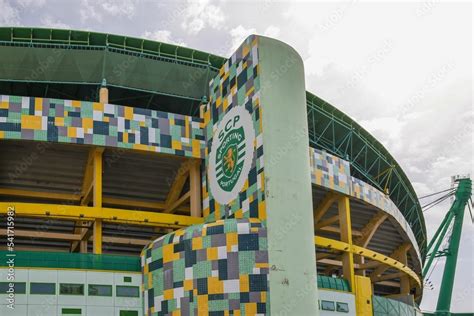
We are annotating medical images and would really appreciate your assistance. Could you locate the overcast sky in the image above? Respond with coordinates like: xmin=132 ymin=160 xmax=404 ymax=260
xmin=1 ymin=0 xmax=472 ymax=312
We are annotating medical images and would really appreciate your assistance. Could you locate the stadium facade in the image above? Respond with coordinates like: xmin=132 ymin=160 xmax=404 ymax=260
xmin=0 ymin=27 xmax=426 ymax=316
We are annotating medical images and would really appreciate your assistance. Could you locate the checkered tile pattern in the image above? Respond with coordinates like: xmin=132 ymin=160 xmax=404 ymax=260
xmin=0 ymin=95 xmax=205 ymax=158
xmin=141 ymin=218 xmax=269 ymax=316
xmin=310 ymin=148 xmax=421 ymax=259
xmin=202 ymin=35 xmax=265 ymax=223
xmin=310 ymin=148 xmax=351 ymax=195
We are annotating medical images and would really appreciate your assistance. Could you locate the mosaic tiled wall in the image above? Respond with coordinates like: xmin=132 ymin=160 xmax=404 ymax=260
xmin=0 ymin=95 xmax=205 ymax=158
xmin=310 ymin=148 xmax=420 ymax=258
xmin=141 ymin=218 xmax=269 ymax=316
xmin=310 ymin=148 xmax=351 ymax=195
xmin=202 ymin=35 xmax=265 ymax=223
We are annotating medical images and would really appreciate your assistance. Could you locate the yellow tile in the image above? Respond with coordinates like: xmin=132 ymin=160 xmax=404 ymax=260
xmin=207 ymin=247 xmax=218 ymax=260
xmin=124 ymin=107 xmax=133 ymax=120
xmin=163 ymin=244 xmax=177 ymax=263
xmin=0 ymin=101 xmax=8 ymax=109
xmin=72 ymin=100 xmax=81 ymax=108
xmin=185 ymin=120 xmax=190 ymax=138
xmin=172 ymin=140 xmax=182 ymax=150
xmin=21 ymin=115 xmax=42 ymax=130
xmin=242 ymin=45 xmax=250 ymax=57
xmin=192 ymin=237 xmax=202 ymax=250
xmin=197 ymin=295 xmax=208 ymax=315
xmin=240 ymin=275 xmax=249 ymax=292
xmin=233 ymin=209 xmax=243 ymax=219
xmin=258 ymin=201 xmax=266 ymax=220
xmin=0 ymin=131 xmax=4 ymax=138
xmin=104 ymin=116 xmax=110 ymax=123
xmin=163 ymin=289 xmax=174 ymax=300
xmin=192 ymin=139 xmax=201 ymax=158
xmin=82 ymin=118 xmax=93 ymax=130
xmin=67 ymin=127 xmax=76 ymax=138
xmin=133 ymin=144 xmax=149 ymax=151
xmin=123 ymin=132 xmax=128 ymax=143
xmin=184 ymin=279 xmax=193 ymax=291
xmin=55 ymin=117 xmax=64 ymax=126
xmin=246 ymin=86 xmax=255 ymax=97
xmin=93 ymin=102 xmax=103 ymax=111
xmin=34 ymin=98 xmax=42 ymax=111
xmin=207 ymin=277 xmax=223 ymax=294
xmin=245 ymin=303 xmax=257 ymax=315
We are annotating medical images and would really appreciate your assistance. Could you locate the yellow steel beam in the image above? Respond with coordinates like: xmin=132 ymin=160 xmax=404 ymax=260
xmin=314 ymin=236 xmax=421 ymax=288
xmin=353 ymin=211 xmax=388 ymax=276
xmin=0 ymin=188 xmax=81 ymax=201
xmin=317 ymin=226 xmax=362 ymax=236
xmin=315 ymin=215 xmax=339 ymax=229
xmin=354 ymin=211 xmax=388 ymax=248
xmin=313 ymin=192 xmax=337 ymax=226
xmin=338 ymin=196 xmax=355 ymax=293
xmin=0 ymin=202 xmax=203 ymax=228
xmin=0 ymin=187 xmax=187 ymax=212
xmin=102 ymin=197 xmax=167 ymax=210
xmin=102 ymin=236 xmax=150 ymax=246
xmin=0 ymin=229 xmax=82 ymax=241
xmin=164 ymin=191 xmax=190 ymax=214
xmin=371 ymin=272 xmax=405 ymax=283
xmin=165 ymin=160 xmax=191 ymax=207
xmin=93 ymin=148 xmax=103 ymax=254
xmin=370 ymin=243 xmax=411 ymax=281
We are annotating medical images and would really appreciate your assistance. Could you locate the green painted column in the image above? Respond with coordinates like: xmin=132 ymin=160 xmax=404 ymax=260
xmin=435 ymin=178 xmax=472 ymax=315
xmin=258 ymin=37 xmax=319 ymax=315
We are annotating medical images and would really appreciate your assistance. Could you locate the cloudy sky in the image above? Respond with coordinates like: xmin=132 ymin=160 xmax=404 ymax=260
xmin=1 ymin=0 xmax=472 ymax=312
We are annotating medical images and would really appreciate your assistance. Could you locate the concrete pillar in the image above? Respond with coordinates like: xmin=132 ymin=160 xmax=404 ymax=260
xmin=258 ymin=36 xmax=319 ymax=315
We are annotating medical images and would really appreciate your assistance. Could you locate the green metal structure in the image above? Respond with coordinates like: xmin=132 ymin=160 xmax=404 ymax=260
xmin=422 ymin=177 xmax=472 ymax=315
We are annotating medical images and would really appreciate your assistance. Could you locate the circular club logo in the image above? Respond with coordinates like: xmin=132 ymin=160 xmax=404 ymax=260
xmin=208 ymin=106 xmax=255 ymax=204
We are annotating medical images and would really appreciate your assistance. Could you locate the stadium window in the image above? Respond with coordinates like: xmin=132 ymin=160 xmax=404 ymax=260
xmin=120 ymin=311 xmax=139 ymax=316
xmin=88 ymin=284 xmax=112 ymax=296
xmin=61 ymin=308 xmax=82 ymax=315
xmin=123 ymin=276 xmax=132 ymax=283
xmin=116 ymin=285 xmax=139 ymax=297
xmin=336 ymin=302 xmax=350 ymax=313
xmin=59 ymin=283 xmax=84 ymax=295
xmin=321 ymin=300 xmax=335 ymax=311
xmin=0 ymin=282 xmax=26 ymax=294
xmin=30 ymin=283 xmax=56 ymax=295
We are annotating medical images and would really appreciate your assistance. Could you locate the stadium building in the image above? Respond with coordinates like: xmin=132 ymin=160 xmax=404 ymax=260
xmin=0 ymin=27 xmax=426 ymax=316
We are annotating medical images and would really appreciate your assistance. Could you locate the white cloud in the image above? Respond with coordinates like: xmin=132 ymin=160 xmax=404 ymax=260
xmin=263 ymin=25 xmax=280 ymax=38
xmin=141 ymin=30 xmax=187 ymax=47
xmin=181 ymin=0 xmax=225 ymax=35
xmin=228 ymin=25 xmax=256 ymax=55
xmin=80 ymin=0 xmax=138 ymax=23
xmin=0 ymin=0 xmax=19 ymax=25
xmin=101 ymin=0 xmax=138 ymax=17
xmin=15 ymin=0 xmax=46 ymax=8
xmin=40 ymin=16 xmax=71 ymax=29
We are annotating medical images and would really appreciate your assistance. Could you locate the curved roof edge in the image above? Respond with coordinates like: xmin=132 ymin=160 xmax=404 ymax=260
xmin=0 ymin=26 xmax=227 ymax=71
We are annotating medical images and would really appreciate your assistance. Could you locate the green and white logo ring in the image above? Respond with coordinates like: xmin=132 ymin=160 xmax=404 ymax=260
xmin=208 ymin=106 xmax=255 ymax=205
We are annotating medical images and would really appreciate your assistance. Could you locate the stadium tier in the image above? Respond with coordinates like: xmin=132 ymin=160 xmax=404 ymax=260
xmin=0 ymin=27 xmax=426 ymax=316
